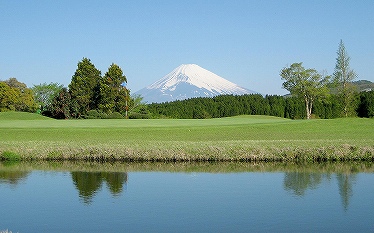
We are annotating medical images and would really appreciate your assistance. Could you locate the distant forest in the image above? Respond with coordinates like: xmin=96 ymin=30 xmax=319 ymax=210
xmin=146 ymin=90 xmax=374 ymax=119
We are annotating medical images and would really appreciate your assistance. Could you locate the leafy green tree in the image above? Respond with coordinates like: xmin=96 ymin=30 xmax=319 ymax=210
xmin=333 ymin=40 xmax=357 ymax=117
xmin=98 ymin=63 xmax=127 ymax=114
xmin=68 ymin=58 xmax=101 ymax=117
xmin=0 ymin=78 xmax=37 ymax=112
xmin=31 ymin=82 xmax=64 ymax=111
xmin=0 ymin=82 xmax=18 ymax=111
xmin=280 ymin=63 xmax=330 ymax=119
xmin=128 ymin=93 xmax=148 ymax=116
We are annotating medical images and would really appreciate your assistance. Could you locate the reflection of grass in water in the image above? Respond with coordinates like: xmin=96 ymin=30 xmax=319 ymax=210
xmin=1 ymin=161 xmax=373 ymax=174
xmin=0 ymin=115 xmax=373 ymax=161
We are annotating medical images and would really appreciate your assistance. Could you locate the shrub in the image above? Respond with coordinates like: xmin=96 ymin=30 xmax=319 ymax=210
xmin=106 ymin=112 xmax=124 ymax=119
xmin=85 ymin=110 xmax=102 ymax=119
xmin=1 ymin=151 xmax=21 ymax=161
xmin=129 ymin=112 xmax=150 ymax=119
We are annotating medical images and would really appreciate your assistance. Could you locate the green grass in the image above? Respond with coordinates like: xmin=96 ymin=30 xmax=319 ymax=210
xmin=0 ymin=111 xmax=52 ymax=120
xmin=0 ymin=112 xmax=373 ymax=161
xmin=0 ymin=151 xmax=21 ymax=161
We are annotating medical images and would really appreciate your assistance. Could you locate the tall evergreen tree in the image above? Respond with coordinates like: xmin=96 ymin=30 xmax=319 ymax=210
xmin=333 ymin=40 xmax=357 ymax=117
xmin=68 ymin=58 xmax=101 ymax=117
xmin=98 ymin=63 xmax=127 ymax=113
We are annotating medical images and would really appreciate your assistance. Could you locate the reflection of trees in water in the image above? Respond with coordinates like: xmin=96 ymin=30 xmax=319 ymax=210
xmin=336 ymin=173 xmax=356 ymax=211
xmin=0 ymin=170 xmax=30 ymax=186
xmin=284 ymin=172 xmax=328 ymax=196
xmin=71 ymin=172 xmax=128 ymax=204
xmin=284 ymin=171 xmax=357 ymax=211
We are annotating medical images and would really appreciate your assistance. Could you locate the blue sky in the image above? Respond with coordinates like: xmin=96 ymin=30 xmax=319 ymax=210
xmin=1 ymin=1 xmax=373 ymax=95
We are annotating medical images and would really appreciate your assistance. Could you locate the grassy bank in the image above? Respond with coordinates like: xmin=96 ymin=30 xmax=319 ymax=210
xmin=0 ymin=112 xmax=373 ymax=162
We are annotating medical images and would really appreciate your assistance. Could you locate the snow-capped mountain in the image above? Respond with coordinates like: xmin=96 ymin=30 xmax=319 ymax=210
xmin=135 ymin=64 xmax=257 ymax=103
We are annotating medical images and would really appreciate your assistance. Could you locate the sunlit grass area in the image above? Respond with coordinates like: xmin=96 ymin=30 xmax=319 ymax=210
xmin=0 ymin=112 xmax=373 ymax=161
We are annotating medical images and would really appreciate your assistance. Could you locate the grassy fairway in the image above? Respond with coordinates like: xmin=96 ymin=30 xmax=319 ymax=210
xmin=0 ymin=112 xmax=373 ymax=161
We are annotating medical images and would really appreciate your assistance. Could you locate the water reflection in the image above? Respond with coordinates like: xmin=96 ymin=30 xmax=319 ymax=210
xmin=71 ymin=171 xmax=128 ymax=204
xmin=283 ymin=172 xmax=329 ymax=196
xmin=0 ymin=161 xmax=372 ymax=210
xmin=0 ymin=170 xmax=30 ymax=186
xmin=337 ymin=173 xmax=357 ymax=211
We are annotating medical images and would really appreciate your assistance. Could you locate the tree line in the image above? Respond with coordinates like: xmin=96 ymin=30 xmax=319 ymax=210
xmin=146 ymin=91 xmax=374 ymax=119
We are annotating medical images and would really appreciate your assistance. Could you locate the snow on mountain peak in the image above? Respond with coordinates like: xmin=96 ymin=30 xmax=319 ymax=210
xmin=135 ymin=64 xmax=257 ymax=103
xmin=149 ymin=64 xmax=245 ymax=92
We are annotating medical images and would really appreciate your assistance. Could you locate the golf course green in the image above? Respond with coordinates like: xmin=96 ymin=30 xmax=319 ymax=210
xmin=1 ymin=112 xmax=373 ymax=162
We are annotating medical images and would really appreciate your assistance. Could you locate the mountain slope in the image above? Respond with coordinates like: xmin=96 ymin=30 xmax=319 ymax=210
xmin=135 ymin=64 xmax=257 ymax=103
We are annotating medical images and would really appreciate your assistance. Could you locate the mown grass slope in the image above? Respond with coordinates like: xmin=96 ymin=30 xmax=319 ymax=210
xmin=0 ymin=112 xmax=373 ymax=161
xmin=0 ymin=111 xmax=52 ymax=120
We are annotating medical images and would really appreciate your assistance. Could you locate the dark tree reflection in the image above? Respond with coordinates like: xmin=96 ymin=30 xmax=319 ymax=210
xmin=71 ymin=171 xmax=128 ymax=204
xmin=0 ymin=170 xmax=30 ymax=186
xmin=336 ymin=173 xmax=356 ymax=211
xmin=102 ymin=172 xmax=128 ymax=196
xmin=283 ymin=172 xmax=327 ymax=196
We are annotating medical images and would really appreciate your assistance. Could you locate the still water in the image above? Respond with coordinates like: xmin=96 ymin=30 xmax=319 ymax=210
xmin=1 ymin=162 xmax=374 ymax=232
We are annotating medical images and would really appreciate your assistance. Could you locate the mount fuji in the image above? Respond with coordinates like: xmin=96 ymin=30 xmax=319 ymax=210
xmin=135 ymin=64 xmax=257 ymax=103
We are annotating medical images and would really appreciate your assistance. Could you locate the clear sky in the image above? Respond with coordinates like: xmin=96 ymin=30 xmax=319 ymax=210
xmin=1 ymin=0 xmax=373 ymax=95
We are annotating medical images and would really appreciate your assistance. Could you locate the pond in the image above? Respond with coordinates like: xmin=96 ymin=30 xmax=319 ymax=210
xmin=1 ymin=161 xmax=374 ymax=232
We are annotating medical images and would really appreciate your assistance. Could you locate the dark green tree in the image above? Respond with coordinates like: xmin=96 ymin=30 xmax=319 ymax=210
xmin=333 ymin=40 xmax=357 ymax=117
xmin=280 ymin=63 xmax=330 ymax=119
xmin=68 ymin=58 xmax=101 ymax=117
xmin=357 ymin=91 xmax=374 ymax=118
xmin=98 ymin=63 xmax=127 ymax=114
xmin=49 ymin=88 xmax=72 ymax=119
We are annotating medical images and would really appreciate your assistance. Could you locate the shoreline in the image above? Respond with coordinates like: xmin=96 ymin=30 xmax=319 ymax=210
xmin=2 ymin=160 xmax=374 ymax=174
xmin=1 ymin=144 xmax=374 ymax=162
